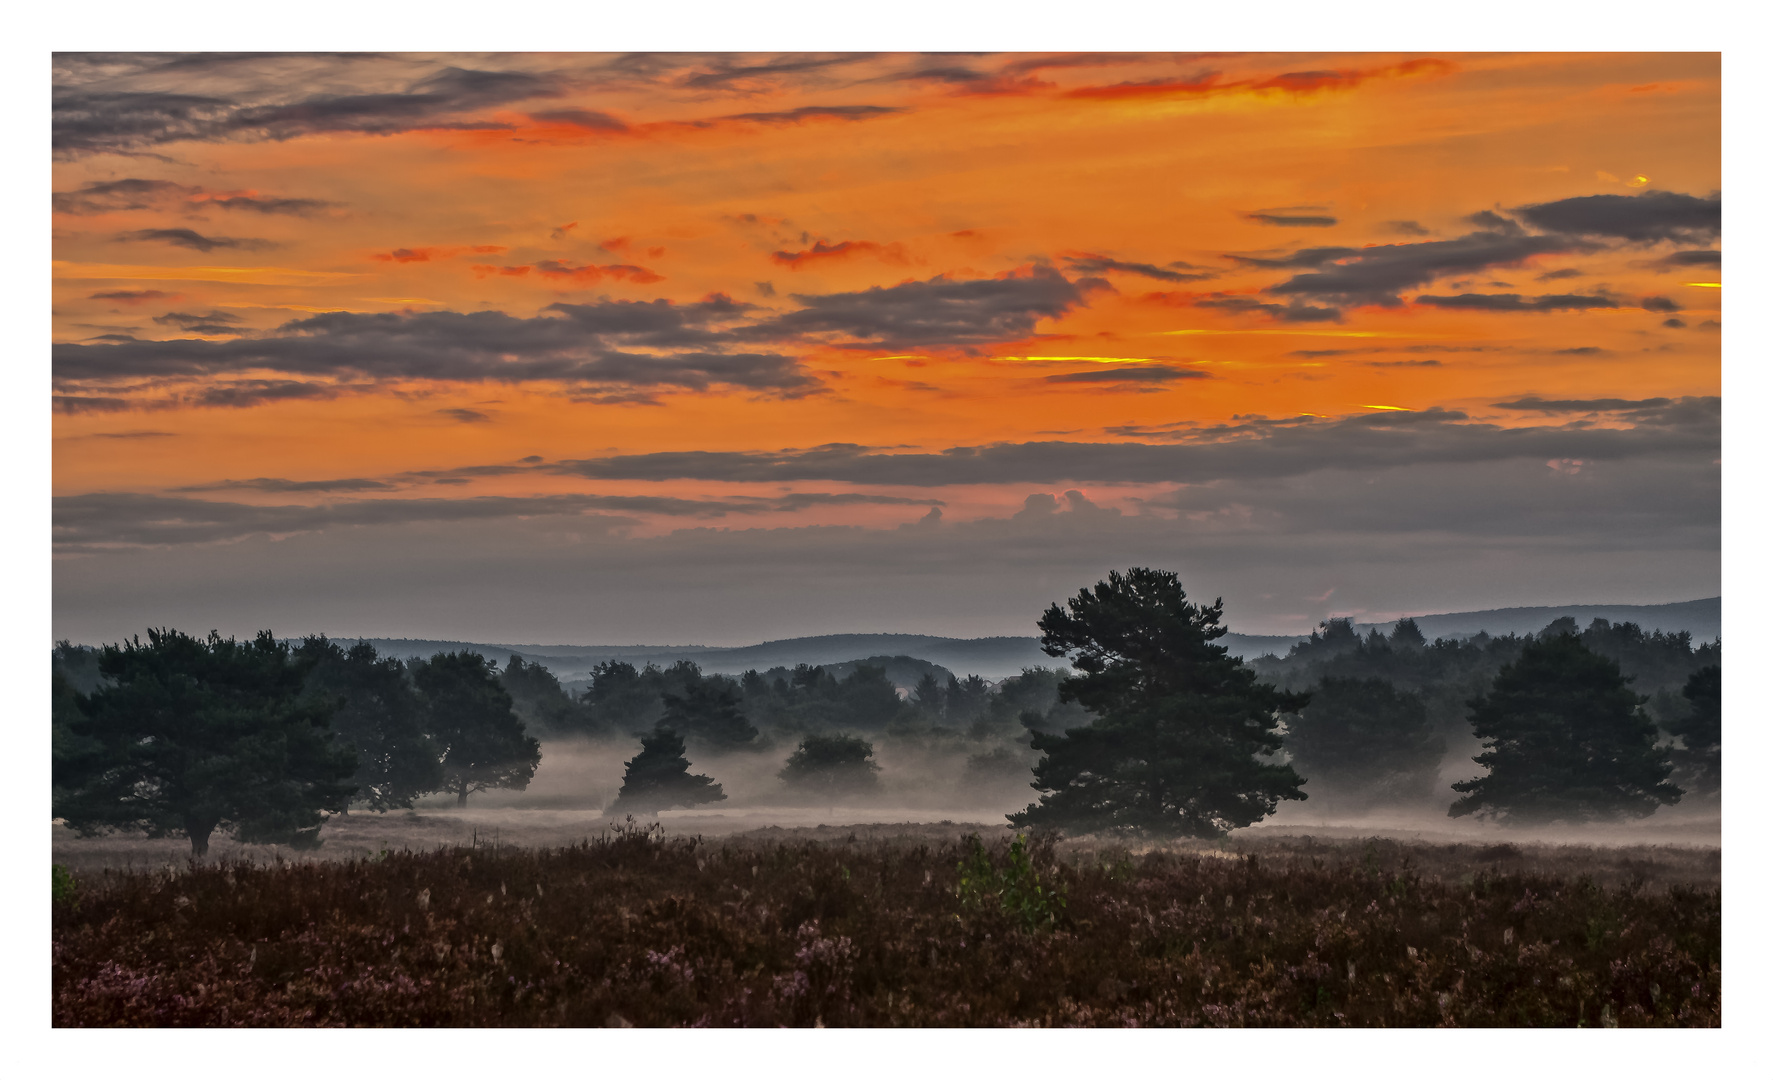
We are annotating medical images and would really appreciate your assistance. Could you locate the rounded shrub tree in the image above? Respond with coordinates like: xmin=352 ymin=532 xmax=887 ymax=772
xmin=778 ymin=733 xmax=882 ymax=801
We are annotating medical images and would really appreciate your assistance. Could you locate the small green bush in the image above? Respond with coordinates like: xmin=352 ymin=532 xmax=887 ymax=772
xmin=956 ymin=833 xmax=1066 ymax=932
xmin=52 ymin=864 xmax=77 ymax=907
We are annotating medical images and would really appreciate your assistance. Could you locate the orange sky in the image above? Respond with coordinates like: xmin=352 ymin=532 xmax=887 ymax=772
xmin=50 ymin=53 xmax=1721 ymax=642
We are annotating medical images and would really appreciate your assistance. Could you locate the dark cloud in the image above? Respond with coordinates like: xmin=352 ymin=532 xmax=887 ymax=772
xmin=53 ymin=177 xmax=332 ymax=215
xmin=1536 ymin=268 xmax=1584 ymax=281
xmin=54 ymin=395 xmax=132 ymax=414
xmin=885 ymin=65 xmax=991 ymax=86
xmin=438 ymin=408 xmax=492 ymax=424
xmin=552 ymin=401 xmax=1718 ymax=488
xmin=88 ymin=430 xmax=177 ymax=439
xmin=759 ymin=267 xmax=1104 ymax=348
xmin=1646 ymin=249 xmax=1720 ymax=272
xmin=1245 ymin=212 xmax=1338 ymax=227
xmin=53 ymin=492 xmax=634 ymax=549
xmin=1061 ymin=253 xmax=1216 ymax=283
xmin=1663 ymin=318 xmax=1688 ymax=329
xmin=1492 ymin=396 xmax=1673 ymax=413
xmin=1194 ymin=295 xmax=1343 ymax=322
xmin=1465 ymin=210 xmax=1514 ymax=229
xmin=1640 ymin=296 xmax=1682 ymax=313
xmin=88 ymin=289 xmax=177 ymax=303
xmin=1412 ymin=292 xmax=1619 ymax=313
xmin=1382 ymin=220 xmax=1429 ymax=237
xmin=153 ymin=310 xmax=245 ymax=335
xmin=53 ymin=178 xmax=185 ymax=213
xmin=54 ymin=298 xmax=817 ymax=396
xmin=185 ymin=380 xmax=341 ymax=408
xmin=115 ymin=228 xmax=276 ymax=253
xmin=1515 ymin=190 xmax=1720 ymax=243
xmin=1265 ymin=224 xmax=1584 ymax=308
xmin=679 ymin=55 xmax=874 ymax=91
xmin=1044 ymin=364 xmax=1209 ymax=384
xmin=528 ymin=108 xmax=629 ymax=132
xmin=54 ymin=487 xmax=947 ymax=551
xmin=173 ymin=477 xmax=396 ymax=493
xmin=716 ymin=105 xmax=904 ymax=124
xmin=55 ymin=65 xmax=566 ymax=153
xmin=53 ymin=451 xmax=1715 ymax=646
xmin=201 ymin=194 xmax=333 ymax=215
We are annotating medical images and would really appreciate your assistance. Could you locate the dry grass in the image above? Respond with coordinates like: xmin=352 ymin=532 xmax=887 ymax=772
xmin=52 ymin=821 xmax=1718 ymax=1027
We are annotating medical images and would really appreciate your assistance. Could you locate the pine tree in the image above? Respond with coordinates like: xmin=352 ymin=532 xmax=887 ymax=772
xmin=609 ymin=727 xmax=726 ymax=814
xmin=1010 ymin=568 xmax=1308 ymax=838
xmin=1450 ymin=632 xmax=1681 ymax=823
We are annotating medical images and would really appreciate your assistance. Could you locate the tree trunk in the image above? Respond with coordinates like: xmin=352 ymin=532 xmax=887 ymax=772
xmin=188 ymin=821 xmax=214 ymax=858
xmin=457 ymin=779 xmax=469 ymax=807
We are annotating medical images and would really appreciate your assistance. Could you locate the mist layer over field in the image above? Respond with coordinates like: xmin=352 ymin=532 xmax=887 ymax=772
xmin=51 ymin=732 xmax=1720 ymax=874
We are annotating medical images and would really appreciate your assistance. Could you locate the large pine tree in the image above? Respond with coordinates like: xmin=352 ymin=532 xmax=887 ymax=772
xmin=1009 ymin=568 xmax=1308 ymax=838
xmin=1450 ymin=631 xmax=1682 ymax=823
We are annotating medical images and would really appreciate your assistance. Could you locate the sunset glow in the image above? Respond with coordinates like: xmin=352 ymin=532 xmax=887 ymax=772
xmin=51 ymin=52 xmax=1721 ymax=643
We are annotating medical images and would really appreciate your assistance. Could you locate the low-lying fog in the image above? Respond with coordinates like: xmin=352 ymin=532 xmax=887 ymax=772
xmin=51 ymin=735 xmax=1720 ymax=872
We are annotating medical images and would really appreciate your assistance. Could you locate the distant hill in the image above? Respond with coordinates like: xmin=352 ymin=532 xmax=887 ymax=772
xmin=1349 ymin=597 xmax=1720 ymax=646
xmin=337 ymin=596 xmax=1717 ymax=684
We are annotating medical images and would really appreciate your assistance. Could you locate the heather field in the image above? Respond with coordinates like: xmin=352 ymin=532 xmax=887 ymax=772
xmin=51 ymin=821 xmax=1720 ymax=1027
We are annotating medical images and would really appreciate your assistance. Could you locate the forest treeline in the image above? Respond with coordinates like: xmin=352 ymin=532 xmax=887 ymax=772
xmin=51 ymin=571 xmax=1723 ymax=851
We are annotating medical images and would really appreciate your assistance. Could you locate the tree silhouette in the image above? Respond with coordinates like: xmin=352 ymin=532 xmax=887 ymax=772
xmin=296 ymin=637 xmax=443 ymax=811
xmin=54 ymin=629 xmax=357 ymax=856
xmin=1010 ymin=568 xmax=1308 ymax=838
xmin=500 ymin=655 xmax=590 ymax=735
xmin=778 ymin=733 xmax=881 ymax=799
xmin=1670 ymin=664 xmax=1721 ymax=795
xmin=1450 ymin=632 xmax=1682 ymax=823
xmin=1286 ymin=676 xmax=1445 ymax=806
xmin=660 ymin=677 xmax=760 ymax=751
xmin=609 ymin=727 xmax=726 ymax=814
xmin=412 ymin=652 xmax=541 ymax=807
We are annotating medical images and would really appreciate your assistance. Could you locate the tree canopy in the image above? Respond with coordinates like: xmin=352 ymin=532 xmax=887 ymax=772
xmin=54 ymin=629 xmax=358 ymax=856
xmin=1450 ymin=632 xmax=1682 ymax=824
xmin=660 ymin=677 xmax=761 ymax=751
xmin=1671 ymin=664 xmax=1721 ymax=795
xmin=411 ymin=651 xmax=541 ymax=807
xmin=1010 ymin=568 xmax=1308 ymax=838
xmin=1286 ymin=676 xmax=1444 ymax=807
xmin=296 ymin=637 xmax=443 ymax=811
